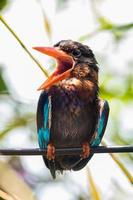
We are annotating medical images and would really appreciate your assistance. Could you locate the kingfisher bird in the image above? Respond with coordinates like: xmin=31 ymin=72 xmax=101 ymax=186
xmin=33 ymin=40 xmax=109 ymax=179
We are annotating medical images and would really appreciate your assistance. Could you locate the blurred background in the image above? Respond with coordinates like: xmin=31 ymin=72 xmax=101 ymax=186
xmin=0 ymin=0 xmax=133 ymax=199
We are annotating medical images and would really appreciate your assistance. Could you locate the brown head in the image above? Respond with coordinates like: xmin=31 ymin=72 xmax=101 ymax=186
xmin=33 ymin=40 xmax=99 ymax=98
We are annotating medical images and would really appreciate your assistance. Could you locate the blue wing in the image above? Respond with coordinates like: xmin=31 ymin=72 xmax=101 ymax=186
xmin=37 ymin=91 xmax=50 ymax=149
xmin=91 ymin=100 xmax=109 ymax=146
xmin=37 ymin=91 xmax=57 ymax=179
xmin=72 ymin=99 xmax=109 ymax=171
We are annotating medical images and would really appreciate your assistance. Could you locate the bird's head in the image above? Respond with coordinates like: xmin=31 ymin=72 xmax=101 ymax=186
xmin=33 ymin=40 xmax=98 ymax=90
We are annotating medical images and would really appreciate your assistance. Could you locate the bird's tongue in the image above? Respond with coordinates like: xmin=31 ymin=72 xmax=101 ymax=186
xmin=33 ymin=47 xmax=73 ymax=90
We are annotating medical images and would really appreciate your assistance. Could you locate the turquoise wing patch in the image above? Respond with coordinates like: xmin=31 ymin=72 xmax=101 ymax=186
xmin=38 ymin=128 xmax=50 ymax=148
xmin=91 ymin=100 xmax=109 ymax=147
xmin=38 ymin=96 xmax=51 ymax=149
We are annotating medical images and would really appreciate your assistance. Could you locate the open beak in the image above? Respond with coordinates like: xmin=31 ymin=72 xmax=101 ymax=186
xmin=33 ymin=46 xmax=74 ymax=90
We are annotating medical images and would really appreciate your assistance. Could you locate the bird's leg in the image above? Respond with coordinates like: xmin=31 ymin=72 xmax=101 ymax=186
xmin=47 ymin=143 xmax=55 ymax=160
xmin=81 ymin=142 xmax=90 ymax=158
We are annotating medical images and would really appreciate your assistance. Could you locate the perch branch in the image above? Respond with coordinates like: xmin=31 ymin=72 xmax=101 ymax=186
xmin=0 ymin=146 xmax=133 ymax=156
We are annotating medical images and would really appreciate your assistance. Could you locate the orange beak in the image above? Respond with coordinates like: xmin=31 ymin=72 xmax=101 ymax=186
xmin=33 ymin=47 xmax=74 ymax=90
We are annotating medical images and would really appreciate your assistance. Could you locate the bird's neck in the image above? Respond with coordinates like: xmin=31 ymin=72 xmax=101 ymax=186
xmin=49 ymin=77 xmax=99 ymax=104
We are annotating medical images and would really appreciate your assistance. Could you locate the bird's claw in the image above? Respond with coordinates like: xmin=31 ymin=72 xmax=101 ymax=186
xmin=47 ymin=143 xmax=55 ymax=160
xmin=81 ymin=142 xmax=90 ymax=158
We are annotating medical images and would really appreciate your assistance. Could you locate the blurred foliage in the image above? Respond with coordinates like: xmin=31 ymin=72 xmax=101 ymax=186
xmin=0 ymin=113 xmax=34 ymax=139
xmin=0 ymin=67 xmax=9 ymax=94
xmin=79 ymin=0 xmax=133 ymax=42
xmin=37 ymin=0 xmax=52 ymax=40
xmin=100 ymin=71 xmax=133 ymax=102
xmin=56 ymin=0 xmax=69 ymax=10
xmin=0 ymin=189 xmax=14 ymax=200
xmin=87 ymin=168 xmax=101 ymax=200
xmin=0 ymin=15 xmax=49 ymax=77
xmin=0 ymin=0 xmax=8 ymax=11
xmin=79 ymin=18 xmax=133 ymax=42
xmin=43 ymin=13 xmax=52 ymax=40
xmin=98 ymin=17 xmax=133 ymax=41
xmin=0 ymin=161 xmax=37 ymax=200
xmin=102 ymin=141 xmax=133 ymax=184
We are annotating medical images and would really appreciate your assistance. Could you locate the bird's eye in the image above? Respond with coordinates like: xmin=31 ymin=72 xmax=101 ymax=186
xmin=72 ymin=49 xmax=81 ymax=57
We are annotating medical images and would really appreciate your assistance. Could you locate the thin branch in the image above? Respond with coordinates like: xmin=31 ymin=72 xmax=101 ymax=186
xmin=0 ymin=146 xmax=133 ymax=156
xmin=87 ymin=167 xmax=101 ymax=200
xmin=0 ymin=15 xmax=49 ymax=77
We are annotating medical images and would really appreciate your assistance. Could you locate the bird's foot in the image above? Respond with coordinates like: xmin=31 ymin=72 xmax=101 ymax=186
xmin=81 ymin=142 xmax=90 ymax=158
xmin=47 ymin=143 xmax=55 ymax=160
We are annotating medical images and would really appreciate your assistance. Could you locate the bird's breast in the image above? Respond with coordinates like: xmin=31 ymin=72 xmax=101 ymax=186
xmin=49 ymin=80 xmax=98 ymax=148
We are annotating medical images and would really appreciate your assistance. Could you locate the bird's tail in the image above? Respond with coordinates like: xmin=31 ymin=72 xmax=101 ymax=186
xmin=43 ymin=157 xmax=56 ymax=179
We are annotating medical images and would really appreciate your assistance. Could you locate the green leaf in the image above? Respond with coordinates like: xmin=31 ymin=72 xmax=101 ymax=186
xmin=111 ymin=23 xmax=133 ymax=41
xmin=98 ymin=17 xmax=114 ymax=30
xmin=0 ymin=68 xmax=9 ymax=94
xmin=43 ymin=13 xmax=52 ymax=40
xmin=115 ymin=23 xmax=133 ymax=32
xmin=0 ymin=0 xmax=8 ymax=11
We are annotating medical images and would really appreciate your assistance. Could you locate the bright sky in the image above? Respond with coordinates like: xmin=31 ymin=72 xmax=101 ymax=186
xmin=0 ymin=0 xmax=133 ymax=200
